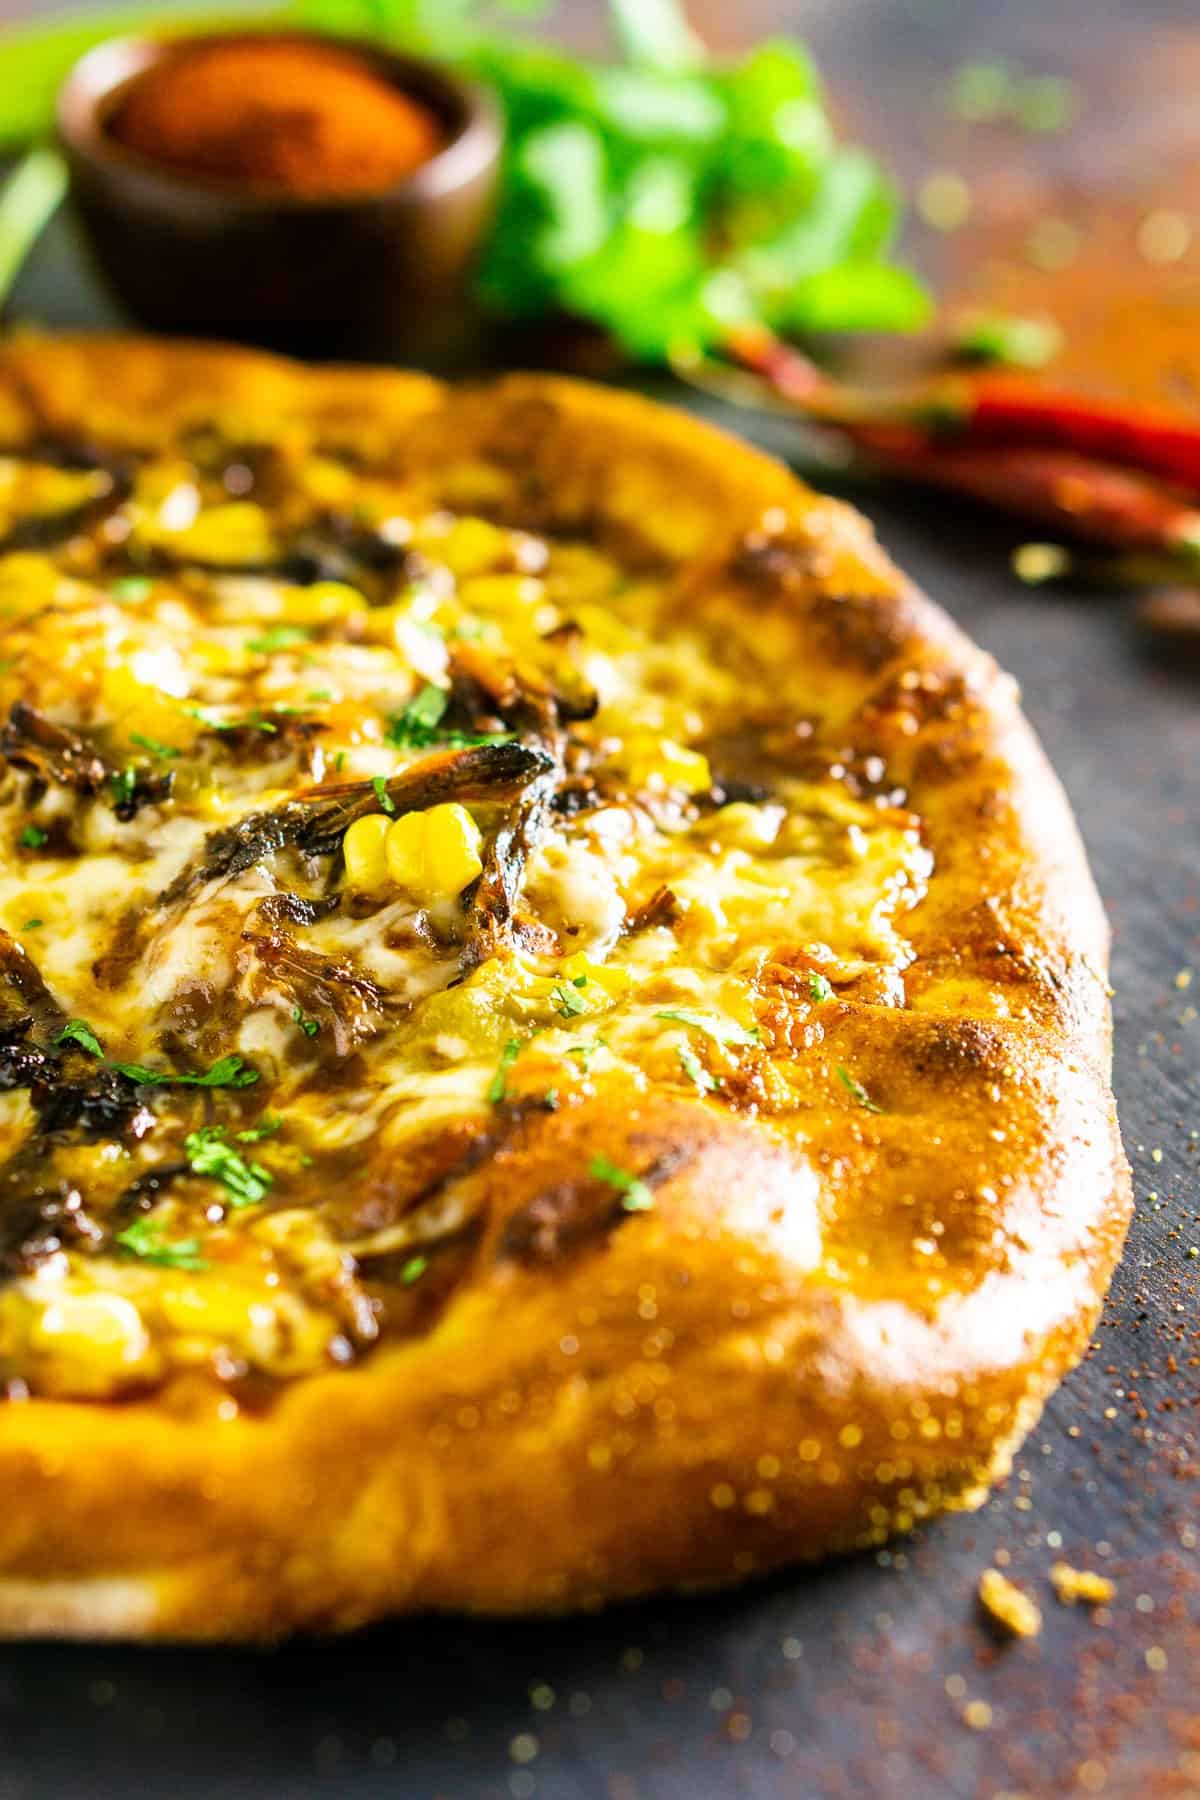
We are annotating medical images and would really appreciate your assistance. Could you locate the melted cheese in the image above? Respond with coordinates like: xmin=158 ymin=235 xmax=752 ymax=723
xmin=0 ymin=439 xmax=932 ymax=1401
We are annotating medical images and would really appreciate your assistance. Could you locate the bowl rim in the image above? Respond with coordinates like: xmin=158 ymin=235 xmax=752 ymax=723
xmin=56 ymin=27 xmax=502 ymax=215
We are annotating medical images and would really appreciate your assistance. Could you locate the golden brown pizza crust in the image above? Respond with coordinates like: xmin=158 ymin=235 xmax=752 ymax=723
xmin=0 ymin=335 xmax=1130 ymax=1640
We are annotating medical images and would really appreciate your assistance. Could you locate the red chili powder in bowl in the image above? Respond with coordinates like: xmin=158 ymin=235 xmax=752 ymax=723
xmin=108 ymin=37 xmax=445 ymax=198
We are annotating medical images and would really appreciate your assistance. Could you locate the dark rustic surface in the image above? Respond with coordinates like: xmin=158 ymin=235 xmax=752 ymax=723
xmin=0 ymin=1 xmax=1198 ymax=1797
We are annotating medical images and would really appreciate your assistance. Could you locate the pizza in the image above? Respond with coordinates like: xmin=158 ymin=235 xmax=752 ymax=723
xmin=0 ymin=337 xmax=1129 ymax=1640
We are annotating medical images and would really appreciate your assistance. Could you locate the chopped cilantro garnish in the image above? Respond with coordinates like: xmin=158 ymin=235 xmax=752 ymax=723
xmin=589 ymin=1155 xmax=654 ymax=1214
xmin=808 ymin=972 xmax=835 ymax=1003
xmin=111 ymin=1053 xmax=259 ymax=1090
xmin=678 ymin=1044 xmax=718 ymax=1093
xmin=372 ymin=774 xmax=397 ymax=816
xmin=109 ymin=766 xmax=137 ymax=810
xmin=18 ymin=824 xmax=47 ymax=849
xmin=114 ymin=1217 xmax=207 ymax=1270
xmin=291 ymin=1006 xmax=319 ymax=1038
xmin=130 ymin=732 xmax=181 ymax=759
xmin=543 ymin=1087 xmax=559 ymax=1111
xmin=836 ymin=1064 xmax=883 ymax=1113
xmin=245 ymin=625 xmax=311 ymax=655
xmin=184 ymin=1126 xmax=274 ymax=1209
xmin=489 ymin=1038 xmax=522 ymax=1105
xmin=552 ymin=983 xmax=589 ymax=1018
xmin=401 ymin=1255 xmax=428 ymax=1286
xmin=332 ymin=751 xmax=346 ymax=772
xmin=109 ymin=577 xmax=153 ymax=602
xmin=385 ymin=682 xmax=449 ymax=749
xmin=564 ymin=1037 xmax=607 ymax=1072
xmin=655 ymin=1008 xmax=759 ymax=1047
xmin=306 ymin=688 xmax=334 ymax=702
xmin=21 ymin=918 xmax=42 ymax=930
xmin=571 ymin=973 xmax=588 ymax=988
xmin=384 ymin=681 xmax=514 ymax=751
xmin=56 ymin=1018 xmax=103 ymax=1058
xmin=185 ymin=705 xmax=279 ymax=735
xmin=236 ymin=1115 xmax=282 ymax=1143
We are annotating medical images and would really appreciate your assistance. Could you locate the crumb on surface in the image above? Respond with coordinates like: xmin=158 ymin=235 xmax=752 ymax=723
xmin=978 ymin=1567 xmax=1042 ymax=1638
xmin=1050 ymin=1562 xmax=1116 ymax=1606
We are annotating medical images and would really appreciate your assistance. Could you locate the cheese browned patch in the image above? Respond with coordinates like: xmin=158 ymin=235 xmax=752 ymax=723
xmin=0 ymin=341 xmax=1129 ymax=1640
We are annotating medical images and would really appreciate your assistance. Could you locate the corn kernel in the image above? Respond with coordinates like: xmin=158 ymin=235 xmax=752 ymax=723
xmin=620 ymin=735 xmax=712 ymax=796
xmin=385 ymin=803 xmax=483 ymax=903
xmin=560 ymin=951 xmax=633 ymax=1001
xmin=149 ymin=502 xmax=278 ymax=566
xmin=342 ymin=814 xmax=392 ymax=891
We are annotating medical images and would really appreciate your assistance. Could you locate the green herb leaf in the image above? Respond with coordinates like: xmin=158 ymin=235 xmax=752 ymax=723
xmin=489 ymin=1037 xmax=522 ymax=1104
xmin=114 ymin=1217 xmax=207 ymax=1271
xmin=807 ymin=971 xmax=834 ymax=1002
xmin=236 ymin=1115 xmax=282 ymax=1143
xmin=246 ymin=624 xmax=312 ymax=654
xmin=130 ymin=732 xmax=181 ymax=759
xmin=401 ymin=1254 xmax=428 ymax=1286
xmin=836 ymin=1064 xmax=883 ymax=1112
xmin=185 ymin=1125 xmax=274 ymax=1209
xmin=385 ymin=682 xmax=449 ymax=748
xmin=21 ymin=917 xmax=42 ymax=930
xmin=109 ymin=766 xmax=137 ymax=811
xmin=18 ymin=824 xmax=46 ymax=849
xmin=111 ymin=1053 xmax=259 ymax=1090
xmin=564 ymin=1036 xmax=607 ymax=1073
xmin=292 ymin=1006 xmax=320 ymax=1038
xmin=372 ymin=774 xmax=397 ymax=815
xmin=677 ymin=1043 xmax=718 ymax=1093
xmin=655 ymin=1007 xmax=759 ymax=1046
xmin=110 ymin=576 xmax=153 ymax=603
xmin=552 ymin=983 xmax=589 ymax=1018
xmin=384 ymin=681 xmax=511 ymax=751
xmin=56 ymin=1018 xmax=102 ymax=1058
xmin=589 ymin=1153 xmax=654 ymax=1212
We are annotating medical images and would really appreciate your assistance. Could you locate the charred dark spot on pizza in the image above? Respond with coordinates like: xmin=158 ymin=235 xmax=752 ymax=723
xmin=197 ymin=713 xmax=326 ymax=766
xmin=253 ymin=891 xmax=341 ymax=930
xmin=0 ymin=937 xmax=64 ymax=1040
xmin=35 ymin=1068 xmax=155 ymax=1141
xmin=802 ymin=590 xmax=917 ymax=674
xmin=0 ymin=1180 xmax=104 ymax=1275
xmin=859 ymin=665 xmax=978 ymax=737
xmin=462 ymin=781 xmax=556 ymax=973
xmin=912 ymin=733 xmax=987 ymax=787
xmin=728 ymin=530 xmax=832 ymax=591
xmin=244 ymin=929 xmax=387 ymax=1055
xmin=113 ymin=1160 xmax=189 ymax=1220
xmin=501 ymin=1144 xmax=692 ymax=1264
xmin=904 ymin=1017 xmax=1014 ymax=1082
xmin=0 ymin=441 xmax=132 ymax=555
xmin=623 ymin=884 xmax=679 ymax=936
xmin=1 ymin=703 xmax=174 ymax=819
xmin=275 ymin=517 xmax=413 ymax=592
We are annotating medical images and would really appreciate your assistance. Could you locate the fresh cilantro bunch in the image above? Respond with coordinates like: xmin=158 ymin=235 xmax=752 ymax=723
xmin=0 ymin=0 xmax=928 ymax=358
xmin=292 ymin=0 xmax=929 ymax=358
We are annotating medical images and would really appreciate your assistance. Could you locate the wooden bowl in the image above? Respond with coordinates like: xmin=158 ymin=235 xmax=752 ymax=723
xmin=56 ymin=31 xmax=502 ymax=360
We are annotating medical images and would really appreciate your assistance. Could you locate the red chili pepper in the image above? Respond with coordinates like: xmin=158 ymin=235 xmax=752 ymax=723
xmin=956 ymin=377 xmax=1200 ymax=495
xmin=852 ymin=440 xmax=1200 ymax=551
xmin=721 ymin=328 xmax=1200 ymax=553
